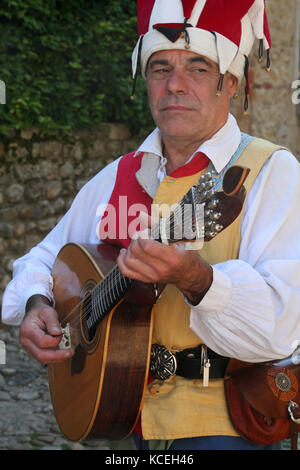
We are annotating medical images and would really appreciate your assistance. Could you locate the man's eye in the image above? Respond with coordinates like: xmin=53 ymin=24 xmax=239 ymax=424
xmin=151 ymin=68 xmax=170 ymax=79
xmin=154 ymin=68 xmax=169 ymax=74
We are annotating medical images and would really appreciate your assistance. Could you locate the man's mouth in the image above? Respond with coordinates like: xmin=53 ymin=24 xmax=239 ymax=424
xmin=162 ymin=104 xmax=193 ymax=112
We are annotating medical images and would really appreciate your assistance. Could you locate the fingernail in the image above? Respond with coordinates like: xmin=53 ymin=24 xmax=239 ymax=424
xmin=52 ymin=326 xmax=61 ymax=333
xmin=51 ymin=328 xmax=62 ymax=336
xmin=49 ymin=327 xmax=62 ymax=337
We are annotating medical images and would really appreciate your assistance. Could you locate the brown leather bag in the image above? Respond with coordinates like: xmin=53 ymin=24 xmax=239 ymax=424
xmin=224 ymin=356 xmax=300 ymax=450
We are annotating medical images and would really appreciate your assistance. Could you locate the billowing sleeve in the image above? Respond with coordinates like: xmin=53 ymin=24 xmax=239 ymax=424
xmin=1 ymin=158 xmax=120 ymax=326
xmin=189 ymin=149 xmax=300 ymax=362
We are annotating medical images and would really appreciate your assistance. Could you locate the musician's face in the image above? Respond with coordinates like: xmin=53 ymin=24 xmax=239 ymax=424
xmin=146 ymin=49 xmax=237 ymax=144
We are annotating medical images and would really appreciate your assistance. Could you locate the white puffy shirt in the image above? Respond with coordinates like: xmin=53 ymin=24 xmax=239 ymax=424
xmin=2 ymin=114 xmax=300 ymax=363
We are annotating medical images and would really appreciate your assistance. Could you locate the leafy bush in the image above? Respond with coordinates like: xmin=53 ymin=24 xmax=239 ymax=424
xmin=0 ymin=0 xmax=154 ymax=136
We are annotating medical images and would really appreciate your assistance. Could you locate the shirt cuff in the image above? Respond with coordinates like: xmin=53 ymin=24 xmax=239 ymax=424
xmin=184 ymin=266 xmax=232 ymax=316
xmin=20 ymin=282 xmax=54 ymax=318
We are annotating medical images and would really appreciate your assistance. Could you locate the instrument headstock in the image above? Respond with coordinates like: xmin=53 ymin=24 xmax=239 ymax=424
xmin=156 ymin=165 xmax=250 ymax=246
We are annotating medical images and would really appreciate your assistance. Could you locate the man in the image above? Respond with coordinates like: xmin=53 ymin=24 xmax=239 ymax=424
xmin=2 ymin=0 xmax=300 ymax=450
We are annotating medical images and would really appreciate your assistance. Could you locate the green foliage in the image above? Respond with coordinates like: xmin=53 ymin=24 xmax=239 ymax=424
xmin=0 ymin=0 xmax=154 ymax=136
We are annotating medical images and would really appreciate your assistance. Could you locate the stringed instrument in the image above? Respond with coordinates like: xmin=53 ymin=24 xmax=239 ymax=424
xmin=48 ymin=165 xmax=249 ymax=442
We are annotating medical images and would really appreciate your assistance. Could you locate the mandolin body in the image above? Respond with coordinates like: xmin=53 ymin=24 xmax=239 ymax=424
xmin=48 ymin=242 xmax=154 ymax=442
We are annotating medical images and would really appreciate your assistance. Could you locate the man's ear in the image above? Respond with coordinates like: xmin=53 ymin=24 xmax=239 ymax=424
xmin=227 ymin=73 xmax=238 ymax=99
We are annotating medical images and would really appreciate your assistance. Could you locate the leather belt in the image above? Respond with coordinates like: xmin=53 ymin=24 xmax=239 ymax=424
xmin=150 ymin=344 xmax=229 ymax=382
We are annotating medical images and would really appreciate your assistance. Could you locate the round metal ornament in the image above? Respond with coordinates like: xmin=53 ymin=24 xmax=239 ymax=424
xmin=150 ymin=344 xmax=177 ymax=381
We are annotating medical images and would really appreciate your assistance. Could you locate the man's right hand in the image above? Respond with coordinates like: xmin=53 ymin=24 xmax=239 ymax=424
xmin=19 ymin=295 xmax=74 ymax=364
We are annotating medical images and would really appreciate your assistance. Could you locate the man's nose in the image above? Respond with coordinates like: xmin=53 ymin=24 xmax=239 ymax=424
xmin=166 ymin=69 xmax=187 ymax=94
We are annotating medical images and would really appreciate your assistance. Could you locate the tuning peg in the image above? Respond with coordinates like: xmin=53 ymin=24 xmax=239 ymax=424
xmin=198 ymin=175 xmax=207 ymax=186
xmin=212 ymin=223 xmax=223 ymax=232
xmin=205 ymin=230 xmax=217 ymax=238
xmin=207 ymin=188 xmax=216 ymax=198
xmin=198 ymin=171 xmax=216 ymax=184
xmin=199 ymin=181 xmax=208 ymax=191
xmin=204 ymin=171 xmax=216 ymax=181
xmin=210 ymin=211 xmax=221 ymax=221
xmin=207 ymin=198 xmax=219 ymax=209
xmin=205 ymin=222 xmax=223 ymax=238
xmin=205 ymin=208 xmax=220 ymax=220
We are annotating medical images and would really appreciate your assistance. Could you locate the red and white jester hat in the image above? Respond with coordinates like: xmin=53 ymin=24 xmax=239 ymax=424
xmin=131 ymin=0 xmax=271 ymax=110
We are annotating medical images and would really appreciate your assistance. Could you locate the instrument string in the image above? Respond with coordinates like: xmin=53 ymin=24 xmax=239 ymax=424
xmin=60 ymin=173 xmax=218 ymax=332
xmin=61 ymin=264 xmax=128 ymax=328
xmin=60 ymin=200 xmax=194 ymax=331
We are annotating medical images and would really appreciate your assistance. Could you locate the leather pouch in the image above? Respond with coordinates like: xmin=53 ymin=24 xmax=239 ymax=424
xmin=224 ymin=357 xmax=300 ymax=449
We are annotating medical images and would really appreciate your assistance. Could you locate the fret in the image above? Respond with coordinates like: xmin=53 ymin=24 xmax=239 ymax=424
xmin=106 ymin=268 xmax=118 ymax=303
xmin=98 ymin=283 xmax=106 ymax=315
xmin=120 ymin=272 xmax=129 ymax=290
xmin=95 ymin=282 xmax=105 ymax=311
xmin=114 ymin=272 xmax=120 ymax=298
xmin=110 ymin=276 xmax=120 ymax=303
xmin=91 ymin=292 xmax=101 ymax=325
xmin=101 ymin=275 xmax=109 ymax=307
xmin=86 ymin=266 xmax=133 ymax=333
xmin=91 ymin=296 xmax=97 ymax=324
xmin=107 ymin=275 xmax=115 ymax=305
xmin=87 ymin=296 xmax=98 ymax=331
xmin=96 ymin=282 xmax=106 ymax=321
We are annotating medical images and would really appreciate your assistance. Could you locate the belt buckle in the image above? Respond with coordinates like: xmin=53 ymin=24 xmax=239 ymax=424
xmin=150 ymin=344 xmax=177 ymax=380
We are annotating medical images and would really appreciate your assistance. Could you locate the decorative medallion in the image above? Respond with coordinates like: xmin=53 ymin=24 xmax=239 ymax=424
xmin=150 ymin=344 xmax=177 ymax=381
xmin=267 ymin=367 xmax=298 ymax=402
xmin=274 ymin=372 xmax=291 ymax=392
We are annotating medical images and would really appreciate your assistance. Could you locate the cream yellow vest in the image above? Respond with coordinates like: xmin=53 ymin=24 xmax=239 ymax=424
xmin=141 ymin=137 xmax=285 ymax=440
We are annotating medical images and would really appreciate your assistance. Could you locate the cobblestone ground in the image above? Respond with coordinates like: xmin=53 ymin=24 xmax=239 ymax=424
xmin=0 ymin=324 xmax=109 ymax=450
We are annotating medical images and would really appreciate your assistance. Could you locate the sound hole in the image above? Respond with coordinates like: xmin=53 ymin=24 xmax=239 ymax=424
xmin=80 ymin=280 xmax=97 ymax=344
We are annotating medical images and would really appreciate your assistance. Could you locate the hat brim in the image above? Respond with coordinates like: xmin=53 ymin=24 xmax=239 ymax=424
xmin=132 ymin=28 xmax=246 ymax=83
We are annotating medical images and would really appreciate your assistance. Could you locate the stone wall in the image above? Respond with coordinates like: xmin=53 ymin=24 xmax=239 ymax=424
xmin=0 ymin=124 xmax=141 ymax=317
